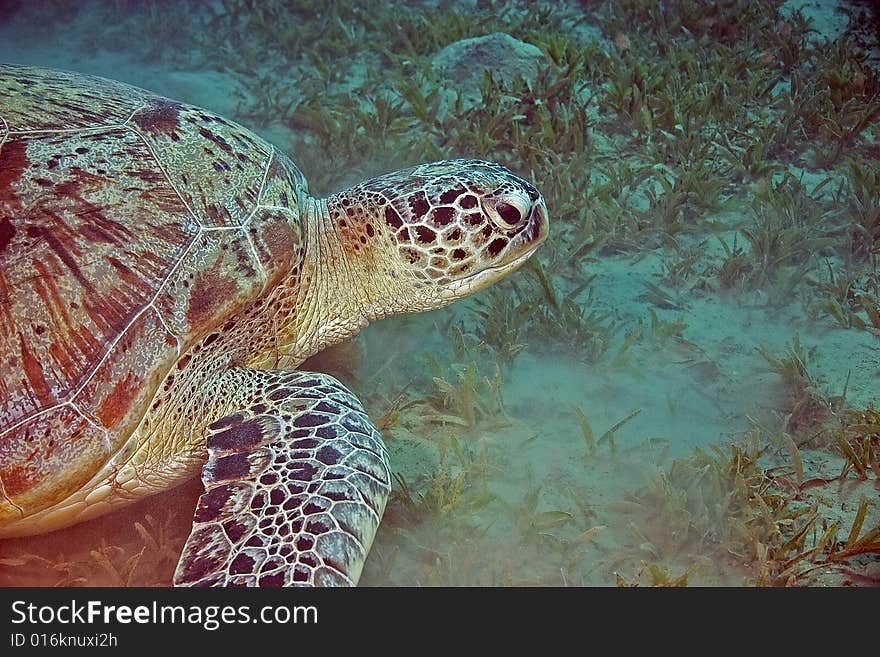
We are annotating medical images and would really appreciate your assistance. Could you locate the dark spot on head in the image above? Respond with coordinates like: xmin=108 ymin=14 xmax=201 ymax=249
xmin=365 ymin=223 xmax=374 ymax=237
xmin=312 ymin=401 xmax=337 ymax=414
xmin=269 ymin=487 xmax=286 ymax=506
xmin=401 ymin=247 xmax=420 ymax=264
xmin=487 ymin=237 xmax=507 ymax=256
xmin=282 ymin=495 xmax=303 ymax=511
xmin=193 ymin=484 xmax=237 ymax=523
xmin=303 ymin=501 xmax=327 ymax=515
xmin=414 ymin=225 xmax=437 ymax=244
xmin=323 ymin=489 xmax=351 ymax=502
xmin=385 ymin=205 xmax=403 ymax=229
xmin=440 ymin=186 xmax=464 ymax=204
xmin=208 ymin=417 xmax=270 ymax=451
xmin=293 ymin=413 xmax=328 ymax=428
xmin=291 ymin=462 xmax=318 ymax=482
xmin=316 ymin=446 xmax=342 ymax=465
xmin=451 ymin=248 xmax=467 ymax=260
xmin=299 ymin=552 xmax=319 ymax=567
xmin=465 ymin=212 xmax=484 ymax=226
xmin=250 ymin=491 xmax=267 ymax=510
xmin=305 ymin=518 xmax=330 ymax=535
xmin=409 ymin=191 xmax=429 ymax=218
xmin=313 ymin=425 xmax=336 ymax=440
xmin=460 ymin=194 xmax=478 ymax=209
xmin=432 ymin=206 xmax=455 ymax=227
xmin=75 ymin=146 xmax=88 ymax=155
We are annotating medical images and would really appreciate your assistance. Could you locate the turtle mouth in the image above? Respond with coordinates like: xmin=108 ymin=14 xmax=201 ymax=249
xmin=442 ymin=201 xmax=548 ymax=299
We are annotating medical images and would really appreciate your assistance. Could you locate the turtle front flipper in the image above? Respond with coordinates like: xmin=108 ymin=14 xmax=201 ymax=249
xmin=173 ymin=370 xmax=391 ymax=587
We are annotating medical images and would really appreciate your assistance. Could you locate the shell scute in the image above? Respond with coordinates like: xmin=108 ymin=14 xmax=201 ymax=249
xmin=130 ymin=102 xmax=274 ymax=228
xmin=152 ymin=229 xmax=265 ymax=340
xmin=0 ymin=405 xmax=111 ymax=521
xmin=0 ymin=128 xmax=196 ymax=427
xmin=0 ymin=64 xmax=150 ymax=132
xmin=75 ymin=308 xmax=179 ymax=437
xmin=248 ymin=207 xmax=301 ymax=290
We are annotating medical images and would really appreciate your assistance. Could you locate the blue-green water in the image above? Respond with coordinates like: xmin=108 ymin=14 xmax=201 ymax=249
xmin=0 ymin=0 xmax=877 ymax=587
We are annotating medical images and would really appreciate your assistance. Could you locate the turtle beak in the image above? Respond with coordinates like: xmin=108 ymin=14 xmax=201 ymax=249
xmin=441 ymin=199 xmax=548 ymax=301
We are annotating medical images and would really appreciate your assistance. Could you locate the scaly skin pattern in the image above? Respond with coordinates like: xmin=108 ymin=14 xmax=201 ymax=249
xmin=172 ymin=370 xmax=392 ymax=587
xmin=0 ymin=64 xmax=548 ymax=541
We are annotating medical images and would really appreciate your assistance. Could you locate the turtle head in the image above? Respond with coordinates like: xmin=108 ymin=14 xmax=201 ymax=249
xmin=324 ymin=159 xmax=548 ymax=318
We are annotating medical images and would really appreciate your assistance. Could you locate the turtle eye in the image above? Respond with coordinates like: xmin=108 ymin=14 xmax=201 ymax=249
xmin=491 ymin=198 xmax=527 ymax=229
xmin=495 ymin=201 xmax=521 ymax=225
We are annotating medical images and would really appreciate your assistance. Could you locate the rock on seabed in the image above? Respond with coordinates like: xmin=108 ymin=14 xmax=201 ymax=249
xmin=431 ymin=32 xmax=546 ymax=107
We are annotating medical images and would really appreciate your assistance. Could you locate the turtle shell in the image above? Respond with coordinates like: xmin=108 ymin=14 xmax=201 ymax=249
xmin=0 ymin=65 xmax=305 ymax=522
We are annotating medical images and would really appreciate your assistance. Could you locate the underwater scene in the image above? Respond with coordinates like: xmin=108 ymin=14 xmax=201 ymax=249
xmin=0 ymin=0 xmax=878 ymax=587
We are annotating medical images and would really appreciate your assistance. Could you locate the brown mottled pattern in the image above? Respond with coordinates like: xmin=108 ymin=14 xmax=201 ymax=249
xmin=0 ymin=65 xmax=303 ymax=519
xmin=247 ymin=207 xmax=301 ymax=290
xmin=0 ymin=405 xmax=111 ymax=517
xmin=0 ymin=64 xmax=150 ymax=132
xmin=260 ymin=149 xmax=307 ymax=207
xmin=247 ymin=150 xmax=305 ymax=288
xmin=75 ymin=309 xmax=179 ymax=437
xmin=152 ymin=230 xmax=266 ymax=339
xmin=130 ymin=103 xmax=273 ymax=228
xmin=0 ymin=127 xmax=196 ymax=428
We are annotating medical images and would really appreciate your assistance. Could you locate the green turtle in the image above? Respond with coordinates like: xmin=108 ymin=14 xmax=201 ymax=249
xmin=0 ymin=64 xmax=548 ymax=586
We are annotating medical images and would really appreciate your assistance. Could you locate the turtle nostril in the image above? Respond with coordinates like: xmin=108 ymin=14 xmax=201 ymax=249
xmin=495 ymin=201 xmax=522 ymax=226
